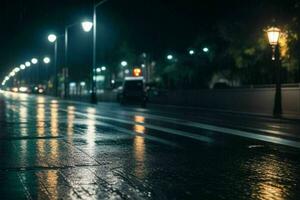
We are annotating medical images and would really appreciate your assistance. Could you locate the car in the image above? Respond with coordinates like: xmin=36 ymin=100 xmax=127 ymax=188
xmin=119 ymin=77 xmax=147 ymax=107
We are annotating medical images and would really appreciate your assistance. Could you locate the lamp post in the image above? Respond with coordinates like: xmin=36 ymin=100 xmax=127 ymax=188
xmin=48 ymin=34 xmax=58 ymax=96
xmin=89 ymin=0 xmax=110 ymax=104
xmin=63 ymin=21 xmax=93 ymax=99
xmin=267 ymin=26 xmax=282 ymax=117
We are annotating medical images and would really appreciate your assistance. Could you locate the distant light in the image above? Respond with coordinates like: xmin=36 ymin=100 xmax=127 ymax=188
xmin=12 ymin=87 xmax=18 ymax=92
xmin=70 ymin=82 xmax=76 ymax=87
xmin=19 ymin=87 xmax=28 ymax=93
xmin=167 ymin=54 xmax=173 ymax=60
xmin=20 ymin=64 xmax=26 ymax=70
xmin=80 ymin=82 xmax=86 ymax=86
xmin=31 ymin=58 xmax=38 ymax=64
xmin=101 ymin=66 xmax=106 ymax=71
xmin=189 ymin=50 xmax=195 ymax=55
xmin=48 ymin=34 xmax=57 ymax=43
xmin=10 ymin=71 xmax=16 ymax=77
xmin=133 ymin=68 xmax=142 ymax=77
xmin=203 ymin=47 xmax=209 ymax=53
xmin=38 ymin=88 xmax=44 ymax=93
xmin=125 ymin=69 xmax=130 ymax=74
xmin=43 ymin=57 xmax=50 ymax=64
xmin=141 ymin=64 xmax=146 ymax=68
xmin=5 ymin=76 xmax=9 ymax=81
xmin=25 ymin=62 xmax=31 ymax=67
xmin=111 ymin=80 xmax=115 ymax=84
xmin=81 ymin=21 xmax=93 ymax=32
xmin=14 ymin=67 xmax=20 ymax=73
xmin=121 ymin=61 xmax=128 ymax=67
xmin=96 ymin=68 xmax=101 ymax=73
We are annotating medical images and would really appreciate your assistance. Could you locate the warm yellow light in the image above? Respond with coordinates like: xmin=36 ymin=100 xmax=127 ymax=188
xmin=267 ymin=27 xmax=281 ymax=46
xmin=133 ymin=68 xmax=142 ymax=77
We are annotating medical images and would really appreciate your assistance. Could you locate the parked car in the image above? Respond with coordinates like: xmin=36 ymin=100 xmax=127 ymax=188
xmin=118 ymin=77 xmax=147 ymax=107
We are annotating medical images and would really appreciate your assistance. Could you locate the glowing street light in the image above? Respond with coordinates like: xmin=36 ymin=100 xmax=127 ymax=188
xmin=267 ymin=27 xmax=281 ymax=60
xmin=189 ymin=50 xmax=195 ymax=55
xmin=31 ymin=58 xmax=38 ymax=64
xmin=20 ymin=64 xmax=26 ymax=70
xmin=80 ymin=82 xmax=86 ymax=87
xmin=25 ymin=62 xmax=31 ymax=67
xmin=43 ymin=57 xmax=51 ymax=64
xmin=167 ymin=54 xmax=173 ymax=60
xmin=101 ymin=66 xmax=106 ymax=71
xmin=267 ymin=27 xmax=281 ymax=46
xmin=10 ymin=71 xmax=15 ymax=77
xmin=48 ymin=34 xmax=57 ymax=43
xmin=96 ymin=68 xmax=101 ymax=73
xmin=81 ymin=21 xmax=93 ymax=32
xmin=121 ymin=61 xmax=128 ymax=67
xmin=63 ymin=20 xmax=93 ymax=99
xmin=203 ymin=47 xmax=209 ymax=53
xmin=266 ymin=26 xmax=282 ymax=117
xmin=14 ymin=67 xmax=20 ymax=73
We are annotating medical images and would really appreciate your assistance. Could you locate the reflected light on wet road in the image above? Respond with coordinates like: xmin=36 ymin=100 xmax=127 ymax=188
xmin=67 ymin=106 xmax=75 ymax=136
xmin=134 ymin=115 xmax=145 ymax=124
xmin=50 ymin=102 xmax=59 ymax=137
xmin=36 ymin=104 xmax=45 ymax=136
xmin=1 ymin=91 xmax=300 ymax=199
xmin=86 ymin=107 xmax=96 ymax=149
xmin=133 ymin=115 xmax=146 ymax=178
xmin=19 ymin=103 xmax=28 ymax=136
xmin=248 ymin=154 xmax=293 ymax=200
xmin=37 ymin=96 xmax=45 ymax=104
xmin=134 ymin=115 xmax=146 ymax=134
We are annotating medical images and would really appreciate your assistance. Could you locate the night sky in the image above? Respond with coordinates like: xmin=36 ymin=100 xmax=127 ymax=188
xmin=0 ymin=0 xmax=297 ymax=78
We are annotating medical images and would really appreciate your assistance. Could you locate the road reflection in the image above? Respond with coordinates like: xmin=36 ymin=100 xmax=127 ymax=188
xmin=67 ymin=106 xmax=75 ymax=136
xmin=248 ymin=154 xmax=294 ymax=200
xmin=36 ymin=98 xmax=59 ymax=199
xmin=19 ymin=101 xmax=28 ymax=136
xmin=86 ymin=107 xmax=96 ymax=157
xmin=133 ymin=115 xmax=146 ymax=179
xmin=36 ymin=103 xmax=45 ymax=136
xmin=50 ymin=101 xmax=59 ymax=137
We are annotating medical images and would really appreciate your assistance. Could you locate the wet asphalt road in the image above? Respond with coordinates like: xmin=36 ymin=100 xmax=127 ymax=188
xmin=0 ymin=91 xmax=300 ymax=200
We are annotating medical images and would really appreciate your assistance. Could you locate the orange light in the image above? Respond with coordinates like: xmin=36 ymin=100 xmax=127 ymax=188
xmin=133 ymin=68 xmax=142 ymax=77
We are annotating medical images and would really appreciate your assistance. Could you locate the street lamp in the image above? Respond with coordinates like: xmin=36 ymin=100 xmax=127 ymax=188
xmin=101 ymin=66 xmax=106 ymax=71
xmin=48 ymin=34 xmax=57 ymax=43
xmin=81 ymin=21 xmax=93 ymax=32
xmin=203 ymin=47 xmax=209 ymax=53
xmin=64 ymin=20 xmax=92 ymax=99
xmin=90 ymin=0 xmax=111 ymax=104
xmin=167 ymin=54 xmax=173 ymax=60
xmin=25 ymin=62 xmax=31 ymax=67
xmin=48 ymin=33 xmax=59 ymax=96
xmin=43 ymin=57 xmax=51 ymax=64
xmin=96 ymin=68 xmax=101 ymax=73
xmin=14 ymin=67 xmax=20 ymax=73
xmin=267 ymin=27 xmax=281 ymax=60
xmin=20 ymin=64 xmax=26 ymax=70
xmin=31 ymin=58 xmax=38 ymax=64
xmin=189 ymin=50 xmax=195 ymax=55
xmin=121 ymin=61 xmax=128 ymax=67
xmin=267 ymin=26 xmax=282 ymax=117
xmin=10 ymin=71 xmax=15 ymax=77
